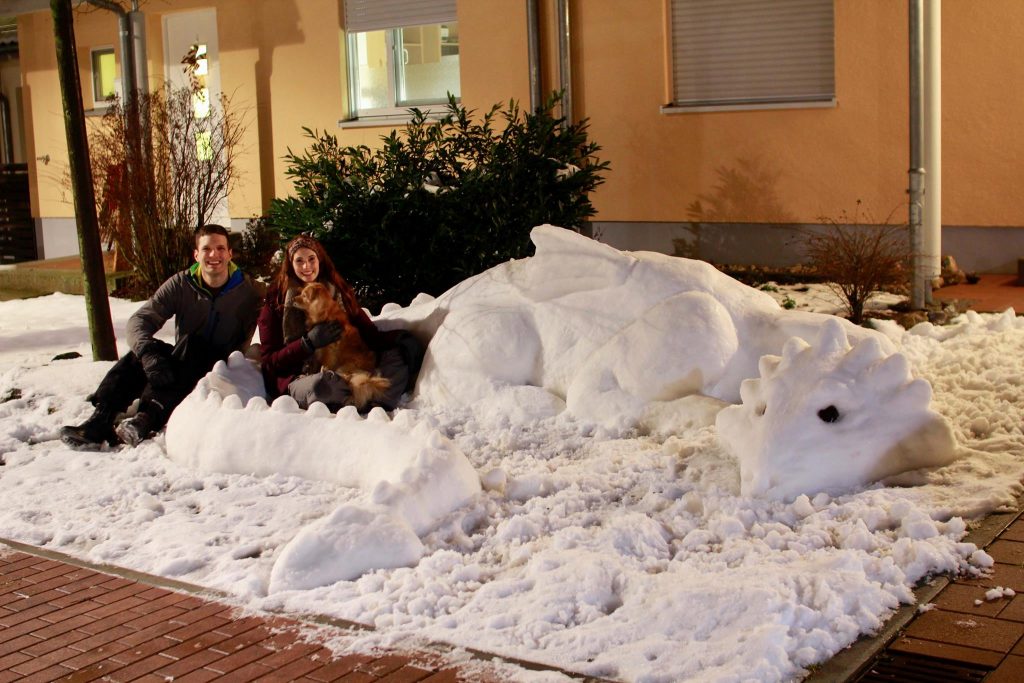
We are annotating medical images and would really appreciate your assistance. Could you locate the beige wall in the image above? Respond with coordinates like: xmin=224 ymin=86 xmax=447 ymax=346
xmin=537 ymin=0 xmax=1022 ymax=228
xmin=16 ymin=0 xmax=1024 ymax=248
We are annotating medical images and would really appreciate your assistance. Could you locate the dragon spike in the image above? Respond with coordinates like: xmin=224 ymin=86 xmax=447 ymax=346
xmin=758 ymin=354 xmax=781 ymax=379
xmin=226 ymin=350 xmax=248 ymax=368
xmin=337 ymin=405 xmax=360 ymax=420
xmin=270 ymin=395 xmax=301 ymax=413
xmin=212 ymin=359 xmax=229 ymax=376
xmin=306 ymin=401 xmax=332 ymax=418
xmin=195 ymin=382 xmax=210 ymax=401
xmin=222 ymin=394 xmax=243 ymax=410
xmin=245 ymin=396 xmax=268 ymax=411
xmin=864 ymin=352 xmax=912 ymax=394
xmin=780 ymin=336 xmax=810 ymax=366
xmin=813 ymin=318 xmax=850 ymax=359
xmin=899 ymin=377 xmax=934 ymax=409
xmin=837 ymin=337 xmax=887 ymax=376
xmin=366 ymin=406 xmax=390 ymax=422
xmin=738 ymin=377 xmax=762 ymax=406
xmin=391 ymin=410 xmax=416 ymax=430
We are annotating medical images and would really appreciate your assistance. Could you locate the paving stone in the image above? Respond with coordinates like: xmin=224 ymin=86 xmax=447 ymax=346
xmin=208 ymin=624 xmax=274 ymax=656
xmin=12 ymin=664 xmax=76 ymax=682
xmin=204 ymin=642 xmax=275 ymax=674
xmin=307 ymin=652 xmax=374 ymax=680
xmin=987 ymin=653 xmax=1024 ymax=682
xmin=989 ymin=539 xmax=1024 ymax=566
xmin=0 ymin=634 xmax=42 ymax=658
xmin=9 ymin=645 xmax=81 ymax=675
xmin=67 ymin=625 xmax=136 ymax=653
xmin=19 ymin=627 xmax=92 ymax=657
xmin=161 ymin=628 xmax=234 ymax=659
xmin=377 ymin=665 xmax=434 ymax=683
xmin=106 ymin=651 xmax=187 ymax=682
xmin=35 ymin=597 xmax=105 ymax=624
xmin=153 ymin=647 xmax=225 ymax=679
xmin=958 ymin=564 xmax=1024 ymax=592
xmin=932 ymin=583 xmax=1007 ymax=617
xmin=60 ymin=639 xmax=134 ymax=671
xmin=168 ymin=602 xmax=234 ymax=627
xmin=904 ymin=608 xmax=1024 ymax=653
xmin=356 ymin=654 xmax=408 ymax=678
xmin=0 ymin=651 xmax=31 ymax=671
xmin=121 ymin=604 xmax=189 ymax=630
xmin=0 ymin=601 xmax=57 ymax=627
xmin=252 ymin=654 xmax=326 ymax=681
xmin=1000 ymin=520 xmax=1024 ymax=543
xmin=173 ymin=668 xmax=223 ymax=682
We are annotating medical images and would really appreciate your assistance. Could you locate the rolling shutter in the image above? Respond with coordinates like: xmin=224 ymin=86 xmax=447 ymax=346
xmin=670 ymin=0 xmax=835 ymax=108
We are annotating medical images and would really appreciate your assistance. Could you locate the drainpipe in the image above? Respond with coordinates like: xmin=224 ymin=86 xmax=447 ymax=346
xmin=908 ymin=0 xmax=928 ymax=308
xmin=84 ymin=0 xmax=143 ymax=105
xmin=922 ymin=0 xmax=941 ymax=291
xmin=556 ymin=0 xmax=572 ymax=125
xmin=0 ymin=93 xmax=13 ymax=165
xmin=526 ymin=0 xmax=542 ymax=111
xmin=128 ymin=6 xmax=147 ymax=94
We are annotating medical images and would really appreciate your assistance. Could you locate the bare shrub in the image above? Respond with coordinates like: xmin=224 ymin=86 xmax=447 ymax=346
xmin=803 ymin=201 xmax=911 ymax=324
xmin=89 ymin=65 xmax=244 ymax=295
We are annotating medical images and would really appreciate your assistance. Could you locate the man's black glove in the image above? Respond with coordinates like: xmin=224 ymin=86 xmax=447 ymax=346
xmin=140 ymin=344 xmax=175 ymax=388
xmin=302 ymin=320 xmax=343 ymax=352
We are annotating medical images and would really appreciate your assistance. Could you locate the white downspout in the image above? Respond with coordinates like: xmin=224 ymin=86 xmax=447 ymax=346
xmin=923 ymin=0 xmax=941 ymax=287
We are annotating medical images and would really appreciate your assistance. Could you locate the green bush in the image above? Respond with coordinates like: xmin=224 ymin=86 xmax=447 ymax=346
xmin=268 ymin=94 xmax=609 ymax=311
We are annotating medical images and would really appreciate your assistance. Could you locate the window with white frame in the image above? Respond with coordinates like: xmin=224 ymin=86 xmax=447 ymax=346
xmin=91 ymin=46 xmax=116 ymax=107
xmin=667 ymin=0 xmax=835 ymax=112
xmin=343 ymin=0 xmax=460 ymax=120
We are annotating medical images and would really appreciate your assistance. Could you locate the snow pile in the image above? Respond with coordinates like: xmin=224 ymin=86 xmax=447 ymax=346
xmin=1 ymin=242 xmax=1023 ymax=681
xmin=165 ymin=351 xmax=481 ymax=590
xmin=380 ymin=225 xmax=957 ymax=500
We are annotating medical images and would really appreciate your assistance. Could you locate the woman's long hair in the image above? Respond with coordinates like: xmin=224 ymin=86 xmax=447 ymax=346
xmin=272 ymin=236 xmax=362 ymax=316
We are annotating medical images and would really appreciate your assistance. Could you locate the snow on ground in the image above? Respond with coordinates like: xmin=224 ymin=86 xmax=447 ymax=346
xmin=1 ymin=242 xmax=1023 ymax=682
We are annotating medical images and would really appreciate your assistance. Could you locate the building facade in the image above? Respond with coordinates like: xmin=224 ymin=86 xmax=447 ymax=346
xmin=4 ymin=0 xmax=1023 ymax=273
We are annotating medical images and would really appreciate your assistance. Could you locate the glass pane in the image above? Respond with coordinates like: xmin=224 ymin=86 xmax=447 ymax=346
xmin=189 ymin=44 xmax=210 ymax=119
xmin=396 ymin=22 xmax=460 ymax=106
xmin=355 ymin=30 xmax=390 ymax=111
xmin=196 ymin=131 xmax=213 ymax=161
xmin=92 ymin=49 xmax=116 ymax=102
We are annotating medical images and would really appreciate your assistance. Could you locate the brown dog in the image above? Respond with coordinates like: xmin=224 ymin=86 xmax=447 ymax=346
xmin=292 ymin=282 xmax=391 ymax=409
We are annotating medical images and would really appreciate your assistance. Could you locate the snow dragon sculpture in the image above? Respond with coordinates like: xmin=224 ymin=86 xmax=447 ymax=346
xmin=165 ymin=351 xmax=481 ymax=591
xmin=378 ymin=224 xmax=958 ymax=500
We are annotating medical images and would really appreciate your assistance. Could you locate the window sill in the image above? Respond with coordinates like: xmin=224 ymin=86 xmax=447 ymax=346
xmin=661 ymin=98 xmax=836 ymax=114
xmin=85 ymin=107 xmax=112 ymax=117
xmin=338 ymin=109 xmax=452 ymax=130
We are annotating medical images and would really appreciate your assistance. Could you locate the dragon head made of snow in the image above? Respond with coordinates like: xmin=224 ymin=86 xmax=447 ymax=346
xmin=715 ymin=319 xmax=958 ymax=501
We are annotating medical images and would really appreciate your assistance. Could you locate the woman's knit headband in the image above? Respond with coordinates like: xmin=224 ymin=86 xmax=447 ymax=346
xmin=287 ymin=236 xmax=317 ymax=259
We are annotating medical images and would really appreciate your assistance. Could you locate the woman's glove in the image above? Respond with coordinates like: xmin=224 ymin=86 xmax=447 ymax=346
xmin=302 ymin=320 xmax=343 ymax=352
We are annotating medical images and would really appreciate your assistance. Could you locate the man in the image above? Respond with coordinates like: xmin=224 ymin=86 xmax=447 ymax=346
xmin=60 ymin=224 xmax=260 ymax=448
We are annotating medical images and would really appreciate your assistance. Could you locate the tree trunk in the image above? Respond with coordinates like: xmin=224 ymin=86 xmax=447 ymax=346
xmin=51 ymin=0 xmax=118 ymax=361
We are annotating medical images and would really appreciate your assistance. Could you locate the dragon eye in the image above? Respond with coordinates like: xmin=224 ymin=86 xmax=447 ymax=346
xmin=755 ymin=403 xmax=766 ymax=416
xmin=818 ymin=405 xmax=840 ymax=423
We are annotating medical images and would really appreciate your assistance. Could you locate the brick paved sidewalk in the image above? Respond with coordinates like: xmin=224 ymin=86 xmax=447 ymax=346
xmin=0 ymin=544 xmax=578 ymax=683
xmin=808 ymin=498 xmax=1024 ymax=682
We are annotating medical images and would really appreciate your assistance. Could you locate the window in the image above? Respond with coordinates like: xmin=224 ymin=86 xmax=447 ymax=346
xmin=666 ymin=0 xmax=835 ymax=112
xmin=343 ymin=0 xmax=460 ymax=121
xmin=91 ymin=47 xmax=116 ymax=106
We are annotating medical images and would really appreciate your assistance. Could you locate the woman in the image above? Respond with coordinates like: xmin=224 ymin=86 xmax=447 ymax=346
xmin=258 ymin=235 xmax=420 ymax=412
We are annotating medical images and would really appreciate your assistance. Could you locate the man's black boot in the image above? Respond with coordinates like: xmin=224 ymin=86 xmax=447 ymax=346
xmin=114 ymin=410 xmax=154 ymax=447
xmin=60 ymin=405 xmax=118 ymax=449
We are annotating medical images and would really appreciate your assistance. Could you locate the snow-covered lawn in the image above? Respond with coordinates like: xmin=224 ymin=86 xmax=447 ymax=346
xmin=1 ymin=239 xmax=1022 ymax=682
